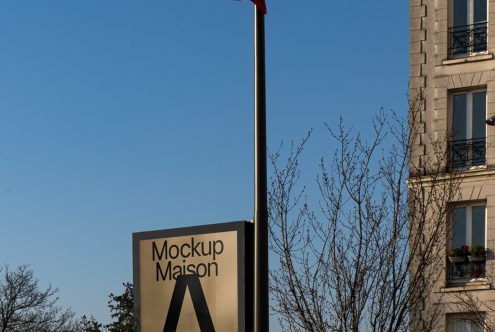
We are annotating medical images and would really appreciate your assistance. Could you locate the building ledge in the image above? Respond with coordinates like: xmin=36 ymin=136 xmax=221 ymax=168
xmin=455 ymin=166 xmax=495 ymax=177
xmin=439 ymin=282 xmax=491 ymax=293
xmin=442 ymin=53 xmax=493 ymax=65
xmin=408 ymin=166 xmax=495 ymax=185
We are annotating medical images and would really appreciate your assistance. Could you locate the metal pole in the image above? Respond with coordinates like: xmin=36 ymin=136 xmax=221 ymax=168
xmin=254 ymin=6 xmax=268 ymax=332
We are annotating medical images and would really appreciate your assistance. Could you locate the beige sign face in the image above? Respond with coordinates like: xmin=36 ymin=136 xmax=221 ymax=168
xmin=137 ymin=230 xmax=238 ymax=332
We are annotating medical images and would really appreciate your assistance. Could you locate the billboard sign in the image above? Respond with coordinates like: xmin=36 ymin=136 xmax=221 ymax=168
xmin=133 ymin=222 xmax=251 ymax=332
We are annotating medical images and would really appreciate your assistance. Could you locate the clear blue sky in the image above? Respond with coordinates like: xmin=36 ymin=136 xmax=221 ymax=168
xmin=0 ymin=0 xmax=408 ymax=328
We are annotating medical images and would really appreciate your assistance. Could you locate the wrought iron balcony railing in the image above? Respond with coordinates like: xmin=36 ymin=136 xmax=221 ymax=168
xmin=448 ymin=258 xmax=485 ymax=283
xmin=449 ymin=22 xmax=488 ymax=56
xmin=450 ymin=138 xmax=486 ymax=170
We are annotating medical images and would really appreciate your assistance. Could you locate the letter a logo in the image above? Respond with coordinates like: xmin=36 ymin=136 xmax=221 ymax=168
xmin=163 ymin=274 xmax=215 ymax=332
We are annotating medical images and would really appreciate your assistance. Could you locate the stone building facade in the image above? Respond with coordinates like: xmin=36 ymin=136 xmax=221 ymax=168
xmin=410 ymin=0 xmax=495 ymax=330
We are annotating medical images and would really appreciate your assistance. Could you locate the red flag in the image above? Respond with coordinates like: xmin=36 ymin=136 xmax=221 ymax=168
xmin=251 ymin=0 xmax=267 ymax=14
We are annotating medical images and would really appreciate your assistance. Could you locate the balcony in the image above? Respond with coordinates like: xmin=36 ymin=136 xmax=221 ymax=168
xmin=449 ymin=22 xmax=488 ymax=57
xmin=449 ymin=138 xmax=486 ymax=170
xmin=448 ymin=258 xmax=485 ymax=283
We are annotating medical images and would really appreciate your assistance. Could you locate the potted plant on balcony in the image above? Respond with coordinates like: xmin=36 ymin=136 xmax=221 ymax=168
xmin=468 ymin=245 xmax=486 ymax=262
xmin=448 ymin=245 xmax=469 ymax=263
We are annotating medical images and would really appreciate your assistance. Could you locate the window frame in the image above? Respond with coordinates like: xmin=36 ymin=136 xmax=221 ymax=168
xmin=448 ymin=0 xmax=489 ymax=57
xmin=447 ymin=313 xmax=486 ymax=332
xmin=449 ymin=0 xmax=487 ymax=26
xmin=450 ymin=203 xmax=486 ymax=249
xmin=447 ymin=202 xmax=487 ymax=284
xmin=448 ymin=88 xmax=487 ymax=170
xmin=450 ymin=88 xmax=487 ymax=141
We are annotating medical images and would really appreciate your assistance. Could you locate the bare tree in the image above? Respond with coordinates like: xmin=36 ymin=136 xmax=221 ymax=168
xmin=0 ymin=265 xmax=78 ymax=332
xmin=444 ymin=263 xmax=495 ymax=332
xmin=449 ymin=290 xmax=495 ymax=332
xmin=268 ymin=94 xmax=461 ymax=331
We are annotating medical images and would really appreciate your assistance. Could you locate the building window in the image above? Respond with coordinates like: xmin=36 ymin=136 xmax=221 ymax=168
xmin=452 ymin=205 xmax=485 ymax=248
xmin=449 ymin=0 xmax=488 ymax=56
xmin=450 ymin=90 xmax=486 ymax=169
xmin=448 ymin=313 xmax=485 ymax=332
xmin=448 ymin=204 xmax=486 ymax=283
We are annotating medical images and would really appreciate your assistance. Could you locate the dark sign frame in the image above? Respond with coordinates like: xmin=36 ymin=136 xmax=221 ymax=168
xmin=133 ymin=221 xmax=253 ymax=332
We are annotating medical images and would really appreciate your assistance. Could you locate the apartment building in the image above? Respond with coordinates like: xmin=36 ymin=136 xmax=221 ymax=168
xmin=410 ymin=0 xmax=495 ymax=330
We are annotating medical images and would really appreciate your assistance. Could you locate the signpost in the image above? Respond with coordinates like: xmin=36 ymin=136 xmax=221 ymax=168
xmin=133 ymin=222 xmax=252 ymax=332
xmin=134 ymin=3 xmax=268 ymax=331
xmin=253 ymin=6 xmax=268 ymax=332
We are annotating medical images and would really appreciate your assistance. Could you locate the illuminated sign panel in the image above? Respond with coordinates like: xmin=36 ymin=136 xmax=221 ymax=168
xmin=133 ymin=222 xmax=251 ymax=332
